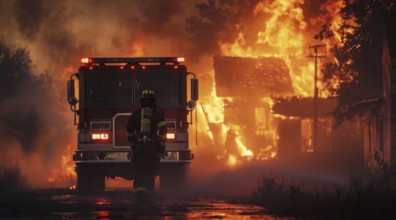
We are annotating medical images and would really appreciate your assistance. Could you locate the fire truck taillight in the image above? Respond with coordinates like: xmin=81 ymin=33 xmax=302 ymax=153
xmin=176 ymin=57 xmax=185 ymax=62
xmin=166 ymin=133 xmax=176 ymax=140
xmin=91 ymin=133 xmax=109 ymax=141
xmin=81 ymin=57 xmax=92 ymax=64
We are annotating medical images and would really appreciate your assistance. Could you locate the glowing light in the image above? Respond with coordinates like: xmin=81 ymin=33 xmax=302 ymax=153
xmin=176 ymin=57 xmax=185 ymax=62
xmin=227 ymin=154 xmax=238 ymax=166
xmin=96 ymin=198 xmax=111 ymax=205
xmin=166 ymin=133 xmax=176 ymax=140
xmin=91 ymin=133 xmax=109 ymax=140
xmin=81 ymin=57 xmax=92 ymax=64
xmin=97 ymin=211 xmax=110 ymax=219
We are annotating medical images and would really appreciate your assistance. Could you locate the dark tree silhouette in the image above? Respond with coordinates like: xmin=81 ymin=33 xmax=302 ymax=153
xmin=0 ymin=37 xmax=33 ymax=101
xmin=0 ymin=37 xmax=45 ymax=154
xmin=316 ymin=0 xmax=396 ymax=126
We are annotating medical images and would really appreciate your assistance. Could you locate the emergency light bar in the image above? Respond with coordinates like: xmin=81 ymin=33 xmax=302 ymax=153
xmin=81 ymin=57 xmax=185 ymax=65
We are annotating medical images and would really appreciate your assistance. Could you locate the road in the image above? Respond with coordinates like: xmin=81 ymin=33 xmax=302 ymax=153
xmin=1 ymin=188 xmax=291 ymax=219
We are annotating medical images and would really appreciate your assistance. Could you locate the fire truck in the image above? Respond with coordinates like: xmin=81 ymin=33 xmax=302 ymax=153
xmin=66 ymin=57 xmax=198 ymax=192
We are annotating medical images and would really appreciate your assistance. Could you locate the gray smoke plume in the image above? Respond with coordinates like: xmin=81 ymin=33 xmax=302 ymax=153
xmin=13 ymin=0 xmax=47 ymax=41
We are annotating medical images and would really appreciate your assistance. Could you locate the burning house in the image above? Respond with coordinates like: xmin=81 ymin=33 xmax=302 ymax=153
xmin=209 ymin=55 xmax=363 ymax=165
xmin=272 ymin=97 xmax=338 ymax=156
xmin=206 ymin=55 xmax=294 ymax=161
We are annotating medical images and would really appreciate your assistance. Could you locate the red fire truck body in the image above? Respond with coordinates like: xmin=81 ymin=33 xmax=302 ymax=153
xmin=67 ymin=57 xmax=198 ymax=192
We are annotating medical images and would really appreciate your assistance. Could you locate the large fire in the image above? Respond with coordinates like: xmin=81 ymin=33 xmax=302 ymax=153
xmin=198 ymin=0 xmax=342 ymax=167
xmin=45 ymin=0 xmax=344 ymax=186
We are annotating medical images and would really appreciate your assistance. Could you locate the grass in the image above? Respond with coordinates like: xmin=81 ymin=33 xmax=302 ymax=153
xmin=251 ymin=162 xmax=396 ymax=219
xmin=0 ymin=164 xmax=30 ymax=194
xmin=0 ymin=164 xmax=60 ymax=217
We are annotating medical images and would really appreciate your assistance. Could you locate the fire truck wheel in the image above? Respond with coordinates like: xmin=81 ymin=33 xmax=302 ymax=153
xmin=159 ymin=163 xmax=188 ymax=194
xmin=77 ymin=171 xmax=105 ymax=193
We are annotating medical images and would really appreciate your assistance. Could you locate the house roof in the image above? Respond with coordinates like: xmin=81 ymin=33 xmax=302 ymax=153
xmin=213 ymin=55 xmax=294 ymax=98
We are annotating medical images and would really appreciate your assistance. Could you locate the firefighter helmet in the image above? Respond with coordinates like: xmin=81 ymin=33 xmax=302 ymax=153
xmin=140 ymin=89 xmax=156 ymax=99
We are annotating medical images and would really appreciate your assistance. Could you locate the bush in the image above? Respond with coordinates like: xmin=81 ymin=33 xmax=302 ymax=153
xmin=252 ymin=165 xmax=396 ymax=218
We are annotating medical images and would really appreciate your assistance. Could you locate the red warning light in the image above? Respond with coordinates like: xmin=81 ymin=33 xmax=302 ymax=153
xmin=176 ymin=57 xmax=185 ymax=62
xmin=81 ymin=57 xmax=92 ymax=64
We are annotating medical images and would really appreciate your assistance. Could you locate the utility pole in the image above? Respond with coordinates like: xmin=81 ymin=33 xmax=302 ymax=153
xmin=307 ymin=45 xmax=326 ymax=152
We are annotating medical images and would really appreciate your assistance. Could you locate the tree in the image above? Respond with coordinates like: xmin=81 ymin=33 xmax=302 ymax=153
xmin=0 ymin=37 xmax=45 ymax=154
xmin=0 ymin=37 xmax=33 ymax=101
xmin=316 ymin=0 xmax=396 ymax=126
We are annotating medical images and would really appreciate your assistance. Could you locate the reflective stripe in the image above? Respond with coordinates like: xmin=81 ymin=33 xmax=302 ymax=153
xmin=159 ymin=134 xmax=166 ymax=139
xmin=158 ymin=121 xmax=167 ymax=127
xmin=142 ymin=89 xmax=155 ymax=95
xmin=160 ymin=142 xmax=166 ymax=146
xmin=127 ymin=132 xmax=136 ymax=137
xmin=134 ymin=187 xmax=146 ymax=192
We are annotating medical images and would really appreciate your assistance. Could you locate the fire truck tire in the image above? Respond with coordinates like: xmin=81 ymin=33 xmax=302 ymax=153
xmin=159 ymin=163 xmax=188 ymax=193
xmin=77 ymin=170 xmax=105 ymax=193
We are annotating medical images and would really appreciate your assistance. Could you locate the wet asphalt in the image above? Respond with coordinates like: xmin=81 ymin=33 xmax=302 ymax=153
xmin=0 ymin=189 xmax=289 ymax=219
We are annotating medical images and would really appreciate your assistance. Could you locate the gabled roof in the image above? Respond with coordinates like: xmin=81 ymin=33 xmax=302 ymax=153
xmin=213 ymin=55 xmax=294 ymax=98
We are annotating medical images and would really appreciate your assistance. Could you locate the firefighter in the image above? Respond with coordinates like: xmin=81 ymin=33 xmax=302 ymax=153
xmin=126 ymin=89 xmax=167 ymax=195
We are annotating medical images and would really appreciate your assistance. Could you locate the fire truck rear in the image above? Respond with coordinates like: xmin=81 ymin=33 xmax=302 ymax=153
xmin=66 ymin=57 xmax=198 ymax=192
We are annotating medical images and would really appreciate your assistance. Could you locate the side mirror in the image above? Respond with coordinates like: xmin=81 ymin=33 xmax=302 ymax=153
xmin=67 ymin=79 xmax=78 ymax=106
xmin=186 ymin=100 xmax=196 ymax=111
xmin=191 ymin=78 xmax=198 ymax=101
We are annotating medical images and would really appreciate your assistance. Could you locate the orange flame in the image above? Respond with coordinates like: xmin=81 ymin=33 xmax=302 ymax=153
xmin=48 ymin=145 xmax=76 ymax=187
xmin=199 ymin=0 xmax=343 ymax=166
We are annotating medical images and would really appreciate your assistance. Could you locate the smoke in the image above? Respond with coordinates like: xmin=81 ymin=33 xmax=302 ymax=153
xmin=0 ymin=0 xmax=204 ymax=188
xmin=13 ymin=0 xmax=47 ymax=41
xmin=3 ymin=106 xmax=43 ymax=154
xmin=0 ymin=36 xmax=76 ymax=187
xmin=0 ymin=0 xmax=352 ymax=193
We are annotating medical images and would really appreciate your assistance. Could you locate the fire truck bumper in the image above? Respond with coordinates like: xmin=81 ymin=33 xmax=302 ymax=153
xmin=73 ymin=149 xmax=193 ymax=163
xmin=73 ymin=150 xmax=193 ymax=180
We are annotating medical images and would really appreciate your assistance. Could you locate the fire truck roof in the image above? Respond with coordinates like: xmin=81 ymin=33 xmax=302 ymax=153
xmin=81 ymin=57 xmax=185 ymax=65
